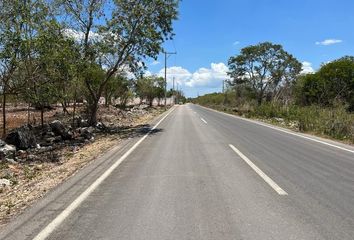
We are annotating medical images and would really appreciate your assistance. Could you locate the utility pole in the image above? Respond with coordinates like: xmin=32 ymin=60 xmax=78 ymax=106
xmin=172 ymin=77 xmax=175 ymax=105
xmin=163 ymin=50 xmax=177 ymax=106
xmin=176 ymin=83 xmax=179 ymax=104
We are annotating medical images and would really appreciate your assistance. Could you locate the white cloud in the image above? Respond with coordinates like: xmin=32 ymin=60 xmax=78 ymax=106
xmin=157 ymin=66 xmax=192 ymax=86
xmin=233 ymin=41 xmax=240 ymax=46
xmin=155 ymin=63 xmax=229 ymax=88
xmin=315 ymin=39 xmax=342 ymax=46
xmin=187 ymin=63 xmax=229 ymax=87
xmin=63 ymin=28 xmax=102 ymax=42
xmin=144 ymin=70 xmax=153 ymax=77
xmin=63 ymin=28 xmax=83 ymax=40
xmin=301 ymin=61 xmax=314 ymax=74
xmin=150 ymin=60 xmax=160 ymax=66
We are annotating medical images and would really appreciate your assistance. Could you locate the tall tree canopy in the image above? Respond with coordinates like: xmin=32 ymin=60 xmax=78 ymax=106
xmin=228 ymin=42 xmax=302 ymax=105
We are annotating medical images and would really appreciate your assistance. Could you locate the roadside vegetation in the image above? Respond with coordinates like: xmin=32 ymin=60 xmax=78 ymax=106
xmin=0 ymin=0 xmax=180 ymax=135
xmin=0 ymin=0 xmax=183 ymax=224
xmin=192 ymin=42 xmax=354 ymax=143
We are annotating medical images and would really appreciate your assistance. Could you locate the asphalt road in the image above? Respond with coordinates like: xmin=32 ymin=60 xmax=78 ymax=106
xmin=1 ymin=104 xmax=354 ymax=240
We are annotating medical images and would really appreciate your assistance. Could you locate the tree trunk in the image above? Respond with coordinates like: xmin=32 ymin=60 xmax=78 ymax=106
xmin=104 ymin=88 xmax=109 ymax=107
xmin=2 ymin=89 xmax=6 ymax=137
xmin=41 ymin=108 xmax=44 ymax=128
xmin=88 ymin=100 xmax=99 ymax=126
xmin=257 ymin=92 xmax=263 ymax=105
xmin=72 ymin=90 xmax=77 ymax=128
xmin=62 ymin=102 xmax=69 ymax=115
xmin=27 ymin=102 xmax=31 ymax=125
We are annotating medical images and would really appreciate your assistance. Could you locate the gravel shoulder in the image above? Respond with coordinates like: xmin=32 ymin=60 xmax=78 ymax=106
xmin=0 ymin=106 xmax=166 ymax=227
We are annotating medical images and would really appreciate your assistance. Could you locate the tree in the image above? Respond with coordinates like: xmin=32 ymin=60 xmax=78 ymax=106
xmin=295 ymin=73 xmax=325 ymax=106
xmin=295 ymin=56 xmax=354 ymax=110
xmin=45 ymin=25 xmax=81 ymax=115
xmin=0 ymin=0 xmax=23 ymax=136
xmin=23 ymin=20 xmax=80 ymax=126
xmin=318 ymin=56 xmax=354 ymax=110
xmin=228 ymin=42 xmax=302 ymax=105
xmin=0 ymin=0 xmax=51 ymax=134
xmin=104 ymin=74 xmax=133 ymax=108
xmin=167 ymin=88 xmax=185 ymax=104
xmin=136 ymin=75 xmax=164 ymax=106
xmin=57 ymin=0 xmax=179 ymax=125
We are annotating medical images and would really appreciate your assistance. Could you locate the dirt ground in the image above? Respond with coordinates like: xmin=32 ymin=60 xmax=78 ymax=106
xmin=0 ymin=104 xmax=70 ymax=136
xmin=0 ymin=105 xmax=166 ymax=226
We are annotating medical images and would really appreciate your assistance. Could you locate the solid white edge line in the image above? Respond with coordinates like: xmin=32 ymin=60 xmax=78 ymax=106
xmin=229 ymin=144 xmax=288 ymax=196
xmin=200 ymin=118 xmax=207 ymax=124
xmin=200 ymin=105 xmax=354 ymax=154
xmin=33 ymin=107 xmax=176 ymax=240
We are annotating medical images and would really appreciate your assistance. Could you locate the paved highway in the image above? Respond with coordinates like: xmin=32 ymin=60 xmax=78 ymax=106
xmin=1 ymin=104 xmax=354 ymax=239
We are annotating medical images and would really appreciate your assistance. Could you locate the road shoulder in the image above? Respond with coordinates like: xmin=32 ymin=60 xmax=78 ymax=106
xmin=195 ymin=104 xmax=354 ymax=153
xmin=0 ymin=107 xmax=172 ymax=240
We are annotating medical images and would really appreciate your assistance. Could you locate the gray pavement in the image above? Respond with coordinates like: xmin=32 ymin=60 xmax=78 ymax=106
xmin=1 ymin=104 xmax=354 ymax=240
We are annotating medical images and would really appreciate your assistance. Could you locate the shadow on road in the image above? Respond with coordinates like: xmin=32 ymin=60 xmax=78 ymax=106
xmin=105 ymin=124 xmax=164 ymax=139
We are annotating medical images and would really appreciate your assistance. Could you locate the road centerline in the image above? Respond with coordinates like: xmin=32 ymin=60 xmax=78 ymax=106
xmin=229 ymin=144 xmax=288 ymax=196
xmin=200 ymin=118 xmax=208 ymax=124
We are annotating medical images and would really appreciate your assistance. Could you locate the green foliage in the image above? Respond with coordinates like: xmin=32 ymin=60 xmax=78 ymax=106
xmin=194 ymin=93 xmax=225 ymax=106
xmin=58 ymin=0 xmax=179 ymax=124
xmin=295 ymin=74 xmax=323 ymax=105
xmin=295 ymin=56 xmax=354 ymax=111
xmin=0 ymin=0 xmax=60 ymax=130
xmin=25 ymin=21 xmax=80 ymax=108
xmin=0 ymin=0 xmax=50 ymax=91
xmin=102 ymin=0 xmax=179 ymax=69
xmin=0 ymin=0 xmax=81 ymax=111
xmin=228 ymin=42 xmax=302 ymax=105
xmin=105 ymin=74 xmax=133 ymax=107
xmin=81 ymin=64 xmax=106 ymax=105
xmin=249 ymin=103 xmax=354 ymax=142
xmin=136 ymin=75 xmax=164 ymax=106
xmin=191 ymin=43 xmax=353 ymax=143
xmin=0 ymin=0 xmax=180 ymax=131
xmin=167 ymin=88 xmax=186 ymax=104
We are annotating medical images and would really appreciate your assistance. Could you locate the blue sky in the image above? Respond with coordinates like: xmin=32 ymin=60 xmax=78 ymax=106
xmin=147 ymin=0 xmax=354 ymax=97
